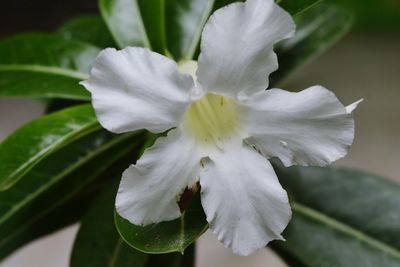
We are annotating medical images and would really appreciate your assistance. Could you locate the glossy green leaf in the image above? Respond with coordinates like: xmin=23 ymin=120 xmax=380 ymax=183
xmin=271 ymin=3 xmax=353 ymax=85
xmin=0 ymin=129 xmax=143 ymax=259
xmin=0 ymin=105 xmax=100 ymax=190
xmin=166 ymin=0 xmax=215 ymax=60
xmin=276 ymin=0 xmax=321 ymax=16
xmin=99 ymin=0 xmax=150 ymax=49
xmin=115 ymin=191 xmax=208 ymax=254
xmin=0 ymin=33 xmax=98 ymax=100
xmin=271 ymin=164 xmax=400 ymax=266
xmin=72 ymin=179 xmax=195 ymax=266
xmin=58 ymin=15 xmax=116 ymax=48
xmin=138 ymin=0 xmax=167 ymax=55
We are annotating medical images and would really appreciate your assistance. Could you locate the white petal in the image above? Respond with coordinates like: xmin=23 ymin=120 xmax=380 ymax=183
xmin=346 ymin=98 xmax=363 ymax=113
xmin=242 ymin=86 xmax=361 ymax=167
xmin=197 ymin=0 xmax=295 ymax=98
xmin=81 ymin=47 xmax=195 ymax=134
xmin=115 ymin=129 xmax=201 ymax=225
xmin=200 ymin=143 xmax=291 ymax=256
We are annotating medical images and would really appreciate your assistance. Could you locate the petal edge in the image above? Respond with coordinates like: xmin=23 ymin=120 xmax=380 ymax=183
xmin=242 ymin=86 xmax=360 ymax=167
xmin=81 ymin=47 xmax=194 ymax=134
xmin=116 ymin=129 xmax=201 ymax=225
xmin=197 ymin=0 xmax=295 ymax=98
xmin=200 ymin=143 xmax=291 ymax=256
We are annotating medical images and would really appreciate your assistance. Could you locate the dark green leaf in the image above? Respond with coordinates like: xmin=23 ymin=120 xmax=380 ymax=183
xmin=58 ymin=15 xmax=116 ymax=48
xmin=138 ymin=0 xmax=167 ymax=55
xmin=276 ymin=0 xmax=321 ymax=16
xmin=178 ymin=244 xmax=196 ymax=267
xmin=0 ymin=33 xmax=98 ymax=100
xmin=0 ymin=187 xmax=96 ymax=262
xmin=212 ymin=0 xmax=234 ymax=10
xmin=71 ymin=179 xmax=148 ymax=267
xmin=332 ymin=0 xmax=400 ymax=30
xmin=0 ymin=105 xmax=99 ymax=190
xmin=272 ymin=164 xmax=400 ymax=266
xmin=115 ymin=191 xmax=208 ymax=254
xmin=99 ymin=0 xmax=150 ymax=49
xmin=166 ymin=0 xmax=215 ymax=60
xmin=72 ymin=177 xmax=195 ymax=266
xmin=271 ymin=3 xmax=353 ymax=86
xmin=145 ymin=248 xmax=194 ymax=267
xmin=0 ymin=129 xmax=144 ymax=260
xmin=0 ymin=71 xmax=89 ymax=100
xmin=44 ymin=99 xmax=87 ymax=114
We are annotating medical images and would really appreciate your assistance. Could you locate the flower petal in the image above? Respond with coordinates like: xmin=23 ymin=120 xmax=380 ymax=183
xmin=115 ymin=129 xmax=201 ymax=225
xmin=242 ymin=86 xmax=362 ymax=167
xmin=81 ymin=47 xmax=195 ymax=134
xmin=199 ymin=143 xmax=291 ymax=256
xmin=197 ymin=0 xmax=295 ymax=98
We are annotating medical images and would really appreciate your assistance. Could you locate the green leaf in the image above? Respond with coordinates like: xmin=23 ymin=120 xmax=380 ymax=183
xmin=58 ymin=15 xmax=116 ymax=48
xmin=272 ymin=164 xmax=400 ymax=266
xmin=44 ymin=99 xmax=87 ymax=114
xmin=0 ymin=33 xmax=98 ymax=100
xmin=115 ymin=191 xmax=208 ymax=254
xmin=211 ymin=0 xmax=238 ymax=11
xmin=0 ymin=187 xmax=95 ymax=261
xmin=276 ymin=0 xmax=322 ymax=16
xmin=144 ymin=247 xmax=195 ymax=267
xmin=0 ymin=129 xmax=144 ymax=260
xmin=0 ymin=105 xmax=100 ymax=190
xmin=99 ymin=0 xmax=150 ymax=49
xmin=165 ymin=0 xmax=215 ymax=60
xmin=71 ymin=179 xmax=149 ymax=267
xmin=138 ymin=0 xmax=167 ymax=55
xmin=271 ymin=3 xmax=353 ymax=85
xmin=72 ymin=178 xmax=195 ymax=266
xmin=332 ymin=0 xmax=400 ymax=30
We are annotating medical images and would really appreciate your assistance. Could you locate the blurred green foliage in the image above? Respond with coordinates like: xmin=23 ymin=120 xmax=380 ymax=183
xmin=333 ymin=0 xmax=400 ymax=29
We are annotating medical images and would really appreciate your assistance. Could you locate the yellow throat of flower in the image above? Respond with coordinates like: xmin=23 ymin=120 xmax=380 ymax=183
xmin=183 ymin=93 xmax=240 ymax=146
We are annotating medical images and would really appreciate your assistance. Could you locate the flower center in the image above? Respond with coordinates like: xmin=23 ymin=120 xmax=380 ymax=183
xmin=183 ymin=93 xmax=240 ymax=147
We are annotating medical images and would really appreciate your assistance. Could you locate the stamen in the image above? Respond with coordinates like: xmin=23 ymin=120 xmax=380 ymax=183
xmin=183 ymin=93 xmax=240 ymax=147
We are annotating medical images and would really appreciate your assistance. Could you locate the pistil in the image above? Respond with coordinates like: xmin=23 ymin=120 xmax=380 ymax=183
xmin=183 ymin=93 xmax=240 ymax=148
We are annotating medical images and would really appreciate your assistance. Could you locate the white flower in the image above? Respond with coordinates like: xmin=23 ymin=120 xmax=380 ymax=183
xmin=81 ymin=0 xmax=361 ymax=256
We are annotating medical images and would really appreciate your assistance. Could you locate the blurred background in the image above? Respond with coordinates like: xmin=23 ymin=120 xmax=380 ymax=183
xmin=0 ymin=0 xmax=399 ymax=266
